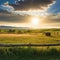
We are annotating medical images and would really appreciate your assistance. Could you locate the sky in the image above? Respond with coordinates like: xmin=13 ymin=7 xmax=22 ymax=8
xmin=0 ymin=0 xmax=60 ymax=29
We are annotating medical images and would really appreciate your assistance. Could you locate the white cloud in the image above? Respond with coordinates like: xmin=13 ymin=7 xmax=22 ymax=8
xmin=0 ymin=1 xmax=14 ymax=12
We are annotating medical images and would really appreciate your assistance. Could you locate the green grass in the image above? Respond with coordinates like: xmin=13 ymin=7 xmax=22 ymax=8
xmin=0 ymin=47 xmax=60 ymax=60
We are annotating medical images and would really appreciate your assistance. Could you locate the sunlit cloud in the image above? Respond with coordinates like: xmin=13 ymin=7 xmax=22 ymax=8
xmin=43 ymin=13 xmax=60 ymax=23
xmin=11 ymin=0 xmax=55 ymax=16
xmin=0 ymin=0 xmax=55 ymax=16
xmin=13 ymin=10 xmax=48 ymax=16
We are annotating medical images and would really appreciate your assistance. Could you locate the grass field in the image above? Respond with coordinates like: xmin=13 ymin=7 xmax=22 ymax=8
xmin=0 ymin=33 xmax=60 ymax=44
xmin=0 ymin=29 xmax=60 ymax=60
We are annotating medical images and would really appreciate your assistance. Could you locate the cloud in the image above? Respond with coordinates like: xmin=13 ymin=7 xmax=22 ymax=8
xmin=0 ymin=1 xmax=14 ymax=12
xmin=13 ymin=10 xmax=48 ymax=16
xmin=43 ymin=13 xmax=60 ymax=24
xmin=0 ymin=10 xmax=30 ymax=23
xmin=10 ymin=0 xmax=55 ymax=16
xmin=10 ymin=0 xmax=55 ymax=10
xmin=0 ymin=0 xmax=55 ymax=16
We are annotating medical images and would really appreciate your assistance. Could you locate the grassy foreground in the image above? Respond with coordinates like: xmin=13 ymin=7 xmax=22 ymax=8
xmin=0 ymin=47 xmax=60 ymax=60
xmin=0 ymin=29 xmax=60 ymax=60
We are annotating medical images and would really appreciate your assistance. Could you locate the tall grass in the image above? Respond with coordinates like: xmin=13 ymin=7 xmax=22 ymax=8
xmin=0 ymin=47 xmax=60 ymax=60
xmin=0 ymin=35 xmax=60 ymax=44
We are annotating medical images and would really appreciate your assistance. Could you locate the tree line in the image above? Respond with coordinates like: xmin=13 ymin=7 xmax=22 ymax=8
xmin=0 ymin=29 xmax=42 ymax=34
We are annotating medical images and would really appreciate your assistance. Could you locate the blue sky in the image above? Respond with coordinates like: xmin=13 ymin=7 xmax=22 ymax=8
xmin=0 ymin=0 xmax=15 ymax=4
xmin=48 ymin=0 xmax=60 ymax=14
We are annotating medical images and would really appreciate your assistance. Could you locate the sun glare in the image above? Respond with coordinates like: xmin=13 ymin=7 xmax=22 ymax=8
xmin=31 ymin=18 xmax=39 ymax=25
xmin=30 ymin=17 xmax=40 ymax=28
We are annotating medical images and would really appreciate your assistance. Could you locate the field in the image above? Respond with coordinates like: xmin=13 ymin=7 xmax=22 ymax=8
xmin=0 ymin=33 xmax=60 ymax=44
xmin=0 ymin=29 xmax=60 ymax=60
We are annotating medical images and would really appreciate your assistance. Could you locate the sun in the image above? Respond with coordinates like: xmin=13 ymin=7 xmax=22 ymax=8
xmin=31 ymin=17 xmax=39 ymax=26
xmin=30 ymin=17 xmax=40 ymax=28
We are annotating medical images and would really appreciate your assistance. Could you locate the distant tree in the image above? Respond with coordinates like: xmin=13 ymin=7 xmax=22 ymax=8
xmin=8 ymin=29 xmax=15 ymax=33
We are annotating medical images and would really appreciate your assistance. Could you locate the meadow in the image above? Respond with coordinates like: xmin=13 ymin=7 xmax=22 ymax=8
xmin=0 ymin=34 xmax=60 ymax=44
xmin=0 ymin=29 xmax=60 ymax=44
xmin=0 ymin=29 xmax=60 ymax=60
